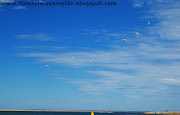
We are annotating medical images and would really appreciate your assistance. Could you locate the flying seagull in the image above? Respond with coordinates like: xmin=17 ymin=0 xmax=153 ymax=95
xmin=89 ymin=60 xmax=92 ymax=63
xmin=147 ymin=21 xmax=150 ymax=26
xmin=123 ymin=37 xmax=127 ymax=41
xmin=71 ymin=56 xmax=74 ymax=60
xmin=98 ymin=53 xmax=102 ymax=56
xmin=136 ymin=32 xmax=140 ymax=36
xmin=45 ymin=64 xmax=48 ymax=67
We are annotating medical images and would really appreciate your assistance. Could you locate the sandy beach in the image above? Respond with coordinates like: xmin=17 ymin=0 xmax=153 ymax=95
xmin=144 ymin=111 xmax=180 ymax=114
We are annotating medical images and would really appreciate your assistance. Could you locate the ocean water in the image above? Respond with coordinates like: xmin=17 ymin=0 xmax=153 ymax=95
xmin=0 ymin=112 xmax=147 ymax=115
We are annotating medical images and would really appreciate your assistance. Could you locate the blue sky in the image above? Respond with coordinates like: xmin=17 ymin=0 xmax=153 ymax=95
xmin=1 ymin=0 xmax=180 ymax=111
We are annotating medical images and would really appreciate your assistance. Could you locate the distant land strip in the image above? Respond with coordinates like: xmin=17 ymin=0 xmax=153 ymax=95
xmin=0 ymin=109 xmax=180 ymax=114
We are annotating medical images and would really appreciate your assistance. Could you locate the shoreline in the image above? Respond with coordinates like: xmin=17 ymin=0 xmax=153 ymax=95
xmin=0 ymin=109 xmax=180 ymax=114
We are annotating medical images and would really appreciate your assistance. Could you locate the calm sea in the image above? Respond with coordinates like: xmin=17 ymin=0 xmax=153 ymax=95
xmin=0 ymin=112 xmax=150 ymax=115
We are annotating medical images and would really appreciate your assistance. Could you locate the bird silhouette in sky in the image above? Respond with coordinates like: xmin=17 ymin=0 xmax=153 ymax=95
xmin=89 ymin=60 xmax=92 ymax=63
xmin=136 ymin=32 xmax=140 ymax=36
xmin=45 ymin=64 xmax=48 ymax=67
xmin=123 ymin=37 xmax=127 ymax=41
xmin=98 ymin=53 xmax=102 ymax=56
xmin=71 ymin=56 xmax=74 ymax=60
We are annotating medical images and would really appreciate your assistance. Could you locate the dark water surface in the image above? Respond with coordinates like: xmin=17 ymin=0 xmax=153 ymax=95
xmin=0 ymin=112 xmax=148 ymax=115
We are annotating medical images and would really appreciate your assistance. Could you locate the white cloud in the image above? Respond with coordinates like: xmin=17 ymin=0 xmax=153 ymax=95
xmin=21 ymin=40 xmax=180 ymax=94
xmin=131 ymin=0 xmax=180 ymax=8
xmin=147 ymin=9 xmax=180 ymax=40
xmin=161 ymin=78 xmax=180 ymax=85
xmin=107 ymin=33 xmax=122 ymax=38
xmin=19 ymin=0 xmax=180 ymax=96
xmin=66 ymin=71 xmax=132 ymax=94
xmin=131 ymin=0 xmax=144 ymax=8
xmin=14 ymin=6 xmax=26 ymax=9
xmin=20 ymin=46 xmax=65 ymax=49
xmin=131 ymin=0 xmax=180 ymax=41
xmin=17 ymin=33 xmax=54 ymax=41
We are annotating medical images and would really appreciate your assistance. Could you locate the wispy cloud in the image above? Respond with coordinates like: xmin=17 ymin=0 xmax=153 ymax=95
xmin=14 ymin=6 xmax=26 ymax=9
xmin=131 ymin=0 xmax=180 ymax=8
xmin=107 ymin=33 xmax=122 ymax=39
xmin=83 ymin=27 xmax=126 ymax=41
xmin=20 ymin=46 xmax=65 ymax=49
xmin=161 ymin=78 xmax=180 ymax=85
xmin=21 ymin=39 xmax=180 ymax=94
xmin=131 ymin=0 xmax=180 ymax=41
xmin=131 ymin=0 xmax=144 ymax=8
xmin=17 ymin=33 xmax=54 ymax=41
xmin=19 ymin=0 xmax=180 ymax=96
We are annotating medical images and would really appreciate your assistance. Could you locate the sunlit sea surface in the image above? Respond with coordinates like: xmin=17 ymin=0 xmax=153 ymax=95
xmin=0 ymin=112 xmax=158 ymax=115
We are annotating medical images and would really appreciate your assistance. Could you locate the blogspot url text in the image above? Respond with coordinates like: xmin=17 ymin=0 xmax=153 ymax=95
xmin=0 ymin=1 xmax=117 ymax=7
